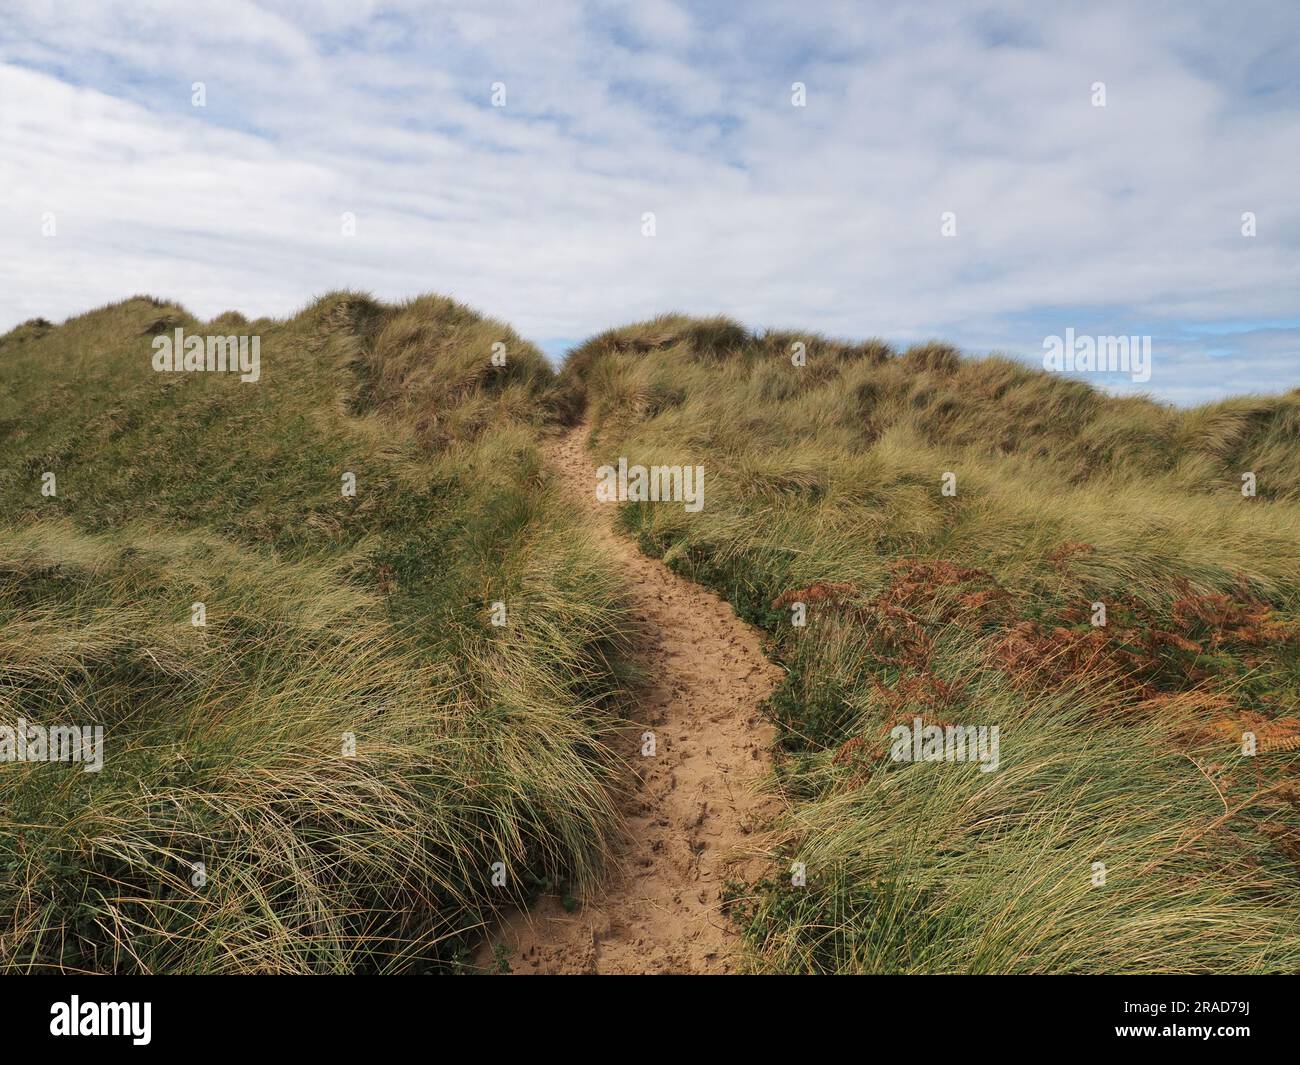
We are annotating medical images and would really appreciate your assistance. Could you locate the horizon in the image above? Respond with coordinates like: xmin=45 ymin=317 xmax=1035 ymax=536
xmin=23 ymin=292 xmax=1298 ymax=412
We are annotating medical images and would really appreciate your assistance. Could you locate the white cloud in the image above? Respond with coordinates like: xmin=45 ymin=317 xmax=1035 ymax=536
xmin=1 ymin=0 xmax=1297 ymax=403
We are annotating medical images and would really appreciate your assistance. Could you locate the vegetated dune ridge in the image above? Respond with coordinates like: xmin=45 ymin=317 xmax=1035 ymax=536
xmin=4 ymin=294 xmax=1300 ymax=974
xmin=0 ymin=293 xmax=636 ymax=973
xmin=559 ymin=315 xmax=1300 ymax=974
xmin=475 ymin=422 xmax=780 ymax=974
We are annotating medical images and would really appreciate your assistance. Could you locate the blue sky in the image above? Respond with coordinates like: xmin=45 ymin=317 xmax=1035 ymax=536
xmin=2 ymin=0 xmax=1298 ymax=405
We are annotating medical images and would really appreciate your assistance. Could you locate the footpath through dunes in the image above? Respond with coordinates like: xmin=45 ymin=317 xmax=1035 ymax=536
xmin=478 ymin=423 xmax=783 ymax=974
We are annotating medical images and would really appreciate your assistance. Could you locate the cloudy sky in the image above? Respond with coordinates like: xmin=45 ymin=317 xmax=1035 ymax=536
xmin=2 ymin=0 xmax=1297 ymax=404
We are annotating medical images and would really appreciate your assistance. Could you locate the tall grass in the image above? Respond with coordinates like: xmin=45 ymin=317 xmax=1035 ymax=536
xmin=0 ymin=293 xmax=632 ymax=972
xmin=7 ymin=293 xmax=1297 ymax=974
xmin=566 ymin=315 xmax=1300 ymax=973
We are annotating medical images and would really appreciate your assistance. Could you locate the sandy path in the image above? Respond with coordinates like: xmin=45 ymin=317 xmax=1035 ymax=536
xmin=477 ymin=423 xmax=781 ymax=974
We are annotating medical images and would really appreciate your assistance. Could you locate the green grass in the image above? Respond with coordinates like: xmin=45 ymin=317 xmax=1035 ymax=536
xmin=563 ymin=314 xmax=1300 ymax=974
xmin=6 ymin=294 xmax=1299 ymax=974
xmin=0 ymin=293 xmax=633 ymax=973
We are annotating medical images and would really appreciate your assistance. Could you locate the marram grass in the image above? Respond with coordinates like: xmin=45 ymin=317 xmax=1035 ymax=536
xmin=567 ymin=315 xmax=1300 ymax=974
xmin=0 ymin=293 xmax=631 ymax=973
xmin=5 ymin=296 xmax=1299 ymax=974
